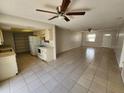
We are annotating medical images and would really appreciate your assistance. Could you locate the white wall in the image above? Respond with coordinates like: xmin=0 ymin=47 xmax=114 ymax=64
xmin=56 ymin=27 xmax=82 ymax=54
xmin=82 ymin=29 xmax=117 ymax=48
xmin=115 ymin=26 xmax=124 ymax=67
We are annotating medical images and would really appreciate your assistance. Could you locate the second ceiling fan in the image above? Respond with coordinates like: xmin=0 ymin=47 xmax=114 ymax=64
xmin=36 ymin=0 xmax=86 ymax=22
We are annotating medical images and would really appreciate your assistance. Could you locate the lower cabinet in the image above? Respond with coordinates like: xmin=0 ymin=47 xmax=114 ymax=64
xmin=37 ymin=47 xmax=54 ymax=62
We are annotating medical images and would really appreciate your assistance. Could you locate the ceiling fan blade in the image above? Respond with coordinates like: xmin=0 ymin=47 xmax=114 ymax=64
xmin=36 ymin=9 xmax=57 ymax=14
xmin=66 ymin=12 xmax=86 ymax=15
xmin=61 ymin=0 xmax=71 ymax=13
xmin=64 ymin=16 xmax=70 ymax=22
xmin=48 ymin=16 xmax=58 ymax=20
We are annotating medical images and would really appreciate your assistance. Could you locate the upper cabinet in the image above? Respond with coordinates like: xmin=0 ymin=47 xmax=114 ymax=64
xmin=0 ymin=29 xmax=4 ymax=45
xmin=45 ymin=29 xmax=53 ymax=41
xmin=33 ymin=29 xmax=53 ymax=41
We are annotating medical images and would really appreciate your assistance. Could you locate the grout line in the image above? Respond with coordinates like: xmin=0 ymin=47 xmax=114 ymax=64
xmin=66 ymin=49 xmax=92 ymax=93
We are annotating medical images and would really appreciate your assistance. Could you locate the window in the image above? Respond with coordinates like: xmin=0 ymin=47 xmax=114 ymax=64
xmin=87 ymin=34 xmax=96 ymax=42
xmin=104 ymin=34 xmax=111 ymax=36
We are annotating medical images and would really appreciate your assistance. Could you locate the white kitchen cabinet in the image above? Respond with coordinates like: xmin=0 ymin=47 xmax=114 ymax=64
xmin=33 ymin=29 xmax=53 ymax=41
xmin=37 ymin=47 xmax=54 ymax=62
xmin=45 ymin=30 xmax=50 ymax=40
xmin=0 ymin=29 xmax=4 ymax=45
xmin=33 ymin=31 xmax=45 ymax=38
xmin=45 ymin=29 xmax=53 ymax=41
xmin=0 ymin=48 xmax=18 ymax=81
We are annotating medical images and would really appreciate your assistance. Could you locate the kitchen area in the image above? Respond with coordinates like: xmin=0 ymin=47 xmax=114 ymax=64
xmin=0 ymin=27 xmax=56 ymax=82
xmin=29 ymin=29 xmax=55 ymax=62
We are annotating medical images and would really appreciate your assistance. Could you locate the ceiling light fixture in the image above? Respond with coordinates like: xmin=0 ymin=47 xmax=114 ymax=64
xmin=88 ymin=28 xmax=92 ymax=32
xmin=58 ymin=15 xmax=64 ymax=19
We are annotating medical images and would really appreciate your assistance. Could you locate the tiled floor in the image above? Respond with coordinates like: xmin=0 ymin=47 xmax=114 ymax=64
xmin=0 ymin=47 xmax=124 ymax=93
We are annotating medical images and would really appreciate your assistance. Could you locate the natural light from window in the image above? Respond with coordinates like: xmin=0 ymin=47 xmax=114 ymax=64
xmin=87 ymin=34 xmax=96 ymax=42
xmin=104 ymin=34 xmax=111 ymax=36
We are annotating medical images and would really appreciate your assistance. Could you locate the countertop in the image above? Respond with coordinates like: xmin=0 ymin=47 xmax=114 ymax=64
xmin=0 ymin=47 xmax=16 ymax=57
xmin=38 ymin=45 xmax=54 ymax=48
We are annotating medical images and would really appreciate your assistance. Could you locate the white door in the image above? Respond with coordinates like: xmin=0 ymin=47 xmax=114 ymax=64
xmin=102 ymin=34 xmax=112 ymax=48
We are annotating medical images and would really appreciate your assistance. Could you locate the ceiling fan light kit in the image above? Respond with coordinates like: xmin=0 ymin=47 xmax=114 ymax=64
xmin=58 ymin=16 xmax=64 ymax=19
xmin=88 ymin=28 xmax=92 ymax=32
xmin=36 ymin=0 xmax=86 ymax=22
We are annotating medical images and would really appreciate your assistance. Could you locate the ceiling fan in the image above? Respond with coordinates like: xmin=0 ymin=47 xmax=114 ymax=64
xmin=36 ymin=0 xmax=86 ymax=22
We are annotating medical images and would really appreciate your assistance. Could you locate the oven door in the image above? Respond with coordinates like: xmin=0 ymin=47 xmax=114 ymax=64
xmin=37 ymin=48 xmax=42 ymax=55
xmin=38 ymin=48 xmax=41 ymax=53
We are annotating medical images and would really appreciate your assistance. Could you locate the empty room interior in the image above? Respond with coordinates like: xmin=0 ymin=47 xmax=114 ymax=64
xmin=0 ymin=0 xmax=124 ymax=93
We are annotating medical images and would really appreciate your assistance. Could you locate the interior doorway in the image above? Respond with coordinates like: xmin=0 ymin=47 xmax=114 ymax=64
xmin=102 ymin=34 xmax=112 ymax=48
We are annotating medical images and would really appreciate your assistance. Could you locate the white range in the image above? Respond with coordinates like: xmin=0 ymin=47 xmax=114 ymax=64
xmin=37 ymin=46 xmax=54 ymax=62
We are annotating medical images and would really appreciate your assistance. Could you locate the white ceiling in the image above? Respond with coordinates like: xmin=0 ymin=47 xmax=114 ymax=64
xmin=0 ymin=0 xmax=124 ymax=31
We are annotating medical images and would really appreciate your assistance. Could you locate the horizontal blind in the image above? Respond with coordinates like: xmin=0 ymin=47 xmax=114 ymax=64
xmin=14 ymin=32 xmax=32 ymax=53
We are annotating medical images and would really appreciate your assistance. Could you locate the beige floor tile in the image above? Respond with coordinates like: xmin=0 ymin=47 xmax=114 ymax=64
xmin=27 ymin=79 xmax=42 ymax=92
xmin=81 ymin=73 xmax=95 ymax=81
xmin=70 ymin=84 xmax=88 ymax=93
xmin=32 ymin=85 xmax=49 ymax=93
xmin=44 ymin=78 xmax=58 ymax=92
xmin=39 ymin=73 xmax=52 ymax=84
xmin=93 ymin=76 xmax=107 ymax=87
xmin=0 ymin=80 xmax=10 ymax=93
xmin=87 ymin=90 xmax=95 ymax=93
xmin=62 ymin=77 xmax=76 ymax=90
xmin=90 ymin=81 xmax=107 ymax=93
xmin=77 ymin=77 xmax=92 ymax=89
xmin=1 ymin=47 xmax=124 ymax=93
xmin=51 ymin=84 xmax=69 ymax=93
xmin=107 ymin=81 xmax=124 ymax=93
